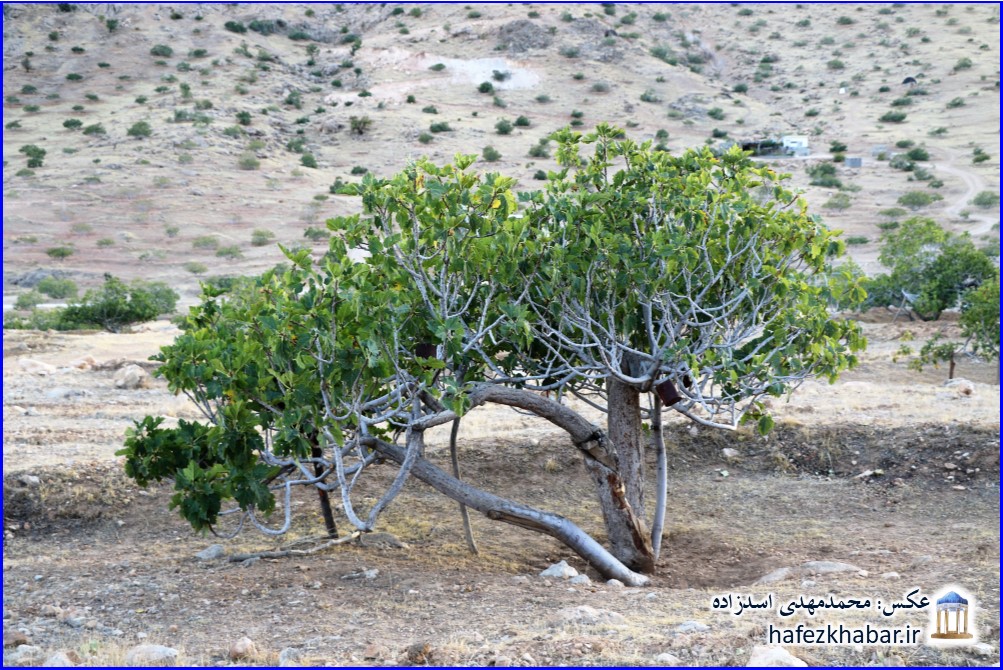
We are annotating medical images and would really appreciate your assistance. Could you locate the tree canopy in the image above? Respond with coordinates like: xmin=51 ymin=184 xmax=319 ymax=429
xmin=120 ymin=125 xmax=864 ymax=585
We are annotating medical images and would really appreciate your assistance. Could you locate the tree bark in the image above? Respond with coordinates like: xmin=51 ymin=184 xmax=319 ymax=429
xmin=607 ymin=378 xmax=645 ymax=514
xmin=449 ymin=418 xmax=478 ymax=554
xmin=364 ymin=435 xmax=650 ymax=586
xmin=650 ymin=396 xmax=667 ymax=561
xmin=312 ymin=445 xmax=338 ymax=538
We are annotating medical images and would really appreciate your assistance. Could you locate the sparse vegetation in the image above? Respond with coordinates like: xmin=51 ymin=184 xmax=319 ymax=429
xmin=127 ymin=121 xmax=153 ymax=138
xmin=971 ymin=191 xmax=998 ymax=208
xmin=482 ymin=145 xmax=502 ymax=162
xmin=251 ymin=229 xmax=276 ymax=247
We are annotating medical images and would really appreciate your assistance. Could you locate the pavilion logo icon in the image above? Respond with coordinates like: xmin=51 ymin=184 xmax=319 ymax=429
xmin=928 ymin=586 xmax=977 ymax=645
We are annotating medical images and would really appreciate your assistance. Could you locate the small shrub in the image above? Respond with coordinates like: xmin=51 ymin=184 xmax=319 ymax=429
xmin=184 ymin=261 xmax=208 ymax=274
xmin=733 ymin=83 xmax=748 ymax=94
xmin=429 ymin=63 xmax=446 ymax=72
xmin=304 ymin=227 xmax=331 ymax=242
xmin=429 ymin=122 xmax=451 ymax=133
xmin=971 ymin=191 xmax=998 ymax=208
xmin=301 ymin=153 xmax=318 ymax=169
xmin=640 ymin=89 xmax=661 ymax=103
xmin=418 ymin=132 xmax=434 ymax=144
xmin=953 ymin=57 xmax=973 ymax=71
xmin=224 ymin=21 xmax=246 ymax=33
xmin=127 ymin=121 xmax=153 ymax=138
xmin=482 ymin=146 xmax=502 ymax=162
xmin=63 ymin=118 xmax=83 ymax=130
xmin=350 ymin=116 xmax=372 ymax=135
xmin=905 ymin=147 xmax=929 ymax=161
xmin=805 ymin=108 xmax=820 ymax=117
xmin=36 ymin=276 xmax=78 ymax=299
xmin=150 ymin=44 xmax=173 ymax=58
xmin=591 ymin=82 xmax=610 ymax=93
xmin=237 ymin=153 xmax=260 ymax=170
xmin=192 ymin=235 xmax=219 ymax=250
xmin=836 ymin=16 xmax=854 ymax=25
xmin=215 ymin=245 xmax=242 ymax=260
xmin=65 ymin=73 xmax=83 ymax=81
xmin=535 ymin=94 xmax=551 ymax=103
xmin=845 ymin=236 xmax=869 ymax=245
xmin=16 ymin=291 xmax=45 ymax=310
xmin=946 ymin=97 xmax=966 ymax=109
xmin=559 ymin=46 xmax=580 ymax=58
xmin=890 ymin=97 xmax=912 ymax=107
xmin=46 ymin=246 xmax=75 ymax=260
xmin=972 ymin=148 xmax=990 ymax=164
xmin=495 ymin=119 xmax=513 ymax=135
xmin=251 ymin=229 xmax=276 ymax=246
xmin=879 ymin=111 xmax=907 ymax=123
xmin=514 ymin=116 xmax=530 ymax=127
xmin=823 ymin=193 xmax=853 ymax=210
xmin=478 ymin=81 xmax=495 ymax=94
xmin=897 ymin=190 xmax=942 ymax=209
xmin=96 ymin=238 xmax=115 ymax=247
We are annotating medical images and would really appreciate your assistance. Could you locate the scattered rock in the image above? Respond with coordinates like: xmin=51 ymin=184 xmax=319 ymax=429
xmin=800 ymin=560 xmax=860 ymax=575
xmin=971 ymin=643 xmax=995 ymax=657
xmin=674 ymin=621 xmax=709 ymax=634
xmin=540 ymin=560 xmax=578 ymax=579
xmin=654 ymin=652 xmax=682 ymax=666
xmin=943 ymin=462 xmax=958 ymax=470
xmin=801 ymin=579 xmax=816 ymax=589
xmin=405 ymin=641 xmax=432 ymax=664
xmin=722 ymin=448 xmax=740 ymax=459
xmin=362 ymin=643 xmax=390 ymax=661
xmin=44 ymin=387 xmax=87 ymax=400
xmin=552 ymin=605 xmax=627 ymax=627
xmin=278 ymin=647 xmax=301 ymax=666
xmin=510 ymin=575 xmax=531 ymax=585
xmin=606 ymin=579 xmax=625 ymax=589
xmin=944 ymin=378 xmax=975 ymax=396
xmin=240 ymin=557 xmax=260 ymax=568
xmin=341 ymin=568 xmax=379 ymax=580
xmin=569 ymin=574 xmax=591 ymax=586
xmin=124 ymin=644 xmax=178 ymax=666
xmin=19 ymin=359 xmax=55 ymax=376
xmin=756 ymin=567 xmax=792 ymax=584
xmin=491 ymin=654 xmax=512 ymax=666
xmin=43 ymin=652 xmax=74 ymax=667
xmin=195 ymin=544 xmax=226 ymax=561
xmin=881 ymin=572 xmax=901 ymax=580
xmin=114 ymin=365 xmax=149 ymax=390
xmin=5 ymin=644 xmax=44 ymax=665
xmin=68 ymin=355 xmax=97 ymax=370
xmin=3 ymin=631 xmax=29 ymax=648
xmin=228 ymin=636 xmax=257 ymax=661
xmin=520 ymin=652 xmax=535 ymax=664
xmin=883 ymin=654 xmax=905 ymax=666
xmin=16 ymin=475 xmax=40 ymax=488
xmin=747 ymin=645 xmax=807 ymax=667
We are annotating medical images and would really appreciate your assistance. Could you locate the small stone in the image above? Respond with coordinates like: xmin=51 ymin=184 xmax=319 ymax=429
xmin=756 ymin=567 xmax=792 ymax=584
xmin=195 ymin=544 xmax=226 ymax=561
xmin=971 ymin=643 xmax=994 ymax=657
xmin=645 ymin=592 xmax=657 ymax=600
xmin=719 ymin=469 xmax=729 ymax=478
xmin=800 ymin=580 xmax=816 ymax=589
xmin=278 ymin=647 xmax=301 ymax=666
xmin=654 ymin=652 xmax=682 ymax=666
xmin=943 ymin=462 xmax=958 ymax=470
xmin=569 ymin=574 xmax=591 ymax=586
xmin=405 ymin=642 xmax=432 ymax=664
xmin=19 ymin=359 xmax=56 ymax=375
xmin=124 ymin=644 xmax=178 ymax=666
xmin=881 ymin=572 xmax=901 ymax=580
xmin=7 ymin=644 xmax=45 ymax=665
xmin=944 ymin=378 xmax=975 ymax=396
xmin=857 ymin=570 xmax=869 ymax=577
xmin=114 ymin=365 xmax=149 ymax=390
xmin=3 ymin=631 xmax=29 ymax=648
xmin=952 ymin=485 xmax=967 ymax=491
xmin=240 ymin=557 xmax=260 ymax=567
xmin=492 ymin=655 xmax=512 ymax=666
xmin=68 ymin=355 xmax=97 ymax=370
xmin=800 ymin=560 xmax=861 ymax=575
xmin=521 ymin=653 xmax=535 ymax=664
xmin=43 ymin=652 xmax=74 ymax=667
xmin=674 ymin=621 xmax=709 ymax=634
xmin=229 ymin=636 xmax=257 ymax=661
xmin=606 ymin=579 xmax=625 ymax=589
xmin=540 ymin=560 xmax=578 ymax=579
xmin=510 ymin=575 xmax=531 ymax=585
xmin=722 ymin=448 xmax=740 ymax=459
xmin=883 ymin=654 xmax=905 ymax=666
xmin=747 ymin=645 xmax=807 ymax=667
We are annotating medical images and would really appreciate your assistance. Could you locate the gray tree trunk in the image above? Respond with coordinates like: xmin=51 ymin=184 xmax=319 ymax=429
xmin=650 ymin=396 xmax=667 ymax=561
